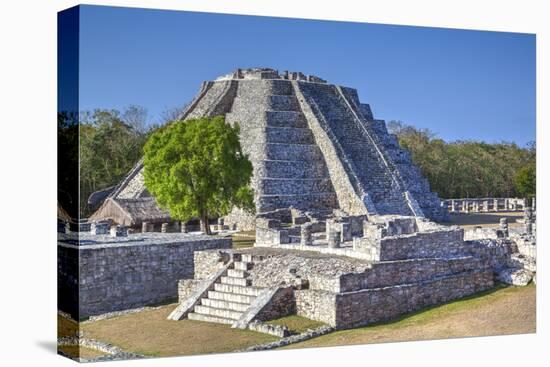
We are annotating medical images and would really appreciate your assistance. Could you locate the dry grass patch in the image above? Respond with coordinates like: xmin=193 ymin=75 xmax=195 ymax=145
xmin=232 ymin=230 xmax=255 ymax=249
xmin=282 ymin=284 xmax=535 ymax=350
xmin=269 ymin=315 xmax=326 ymax=334
xmin=80 ymin=304 xmax=277 ymax=357
xmin=58 ymin=345 xmax=107 ymax=359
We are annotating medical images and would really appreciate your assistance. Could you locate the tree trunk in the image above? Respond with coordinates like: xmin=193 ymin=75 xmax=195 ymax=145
xmin=200 ymin=209 xmax=211 ymax=235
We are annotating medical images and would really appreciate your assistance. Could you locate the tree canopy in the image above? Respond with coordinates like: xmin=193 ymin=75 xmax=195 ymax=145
xmin=79 ymin=106 xmax=152 ymax=216
xmin=387 ymin=121 xmax=536 ymax=199
xmin=514 ymin=163 xmax=536 ymax=199
xmin=143 ymin=116 xmax=254 ymax=234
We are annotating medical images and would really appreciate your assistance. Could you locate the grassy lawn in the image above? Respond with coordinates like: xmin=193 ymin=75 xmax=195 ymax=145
xmin=78 ymin=304 xmax=277 ymax=357
xmin=282 ymin=283 xmax=536 ymax=349
xmin=232 ymin=230 xmax=255 ymax=249
xmin=444 ymin=211 xmax=523 ymax=230
xmin=57 ymin=284 xmax=535 ymax=356
xmin=269 ymin=315 xmax=326 ymax=334
xmin=58 ymin=345 xmax=108 ymax=359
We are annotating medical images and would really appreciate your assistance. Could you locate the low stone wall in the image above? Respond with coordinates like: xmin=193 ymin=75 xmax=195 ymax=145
xmin=333 ymin=269 xmax=494 ymax=328
xmin=308 ymin=256 xmax=486 ymax=293
xmin=58 ymin=233 xmax=231 ymax=319
xmin=355 ymin=228 xmax=465 ymax=261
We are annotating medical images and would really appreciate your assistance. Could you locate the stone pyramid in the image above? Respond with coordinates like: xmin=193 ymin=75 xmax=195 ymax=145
xmin=91 ymin=68 xmax=447 ymax=229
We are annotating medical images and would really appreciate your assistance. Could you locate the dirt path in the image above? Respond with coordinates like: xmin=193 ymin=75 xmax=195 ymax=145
xmin=283 ymin=284 xmax=536 ymax=349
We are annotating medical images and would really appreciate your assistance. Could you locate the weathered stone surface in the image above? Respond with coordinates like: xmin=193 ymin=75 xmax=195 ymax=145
xmin=91 ymin=68 xmax=448 ymax=228
xmin=498 ymin=268 xmax=533 ymax=286
xmin=57 ymin=233 xmax=231 ymax=319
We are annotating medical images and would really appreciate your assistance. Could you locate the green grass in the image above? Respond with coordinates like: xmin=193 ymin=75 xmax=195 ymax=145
xmin=269 ymin=315 xmax=326 ymax=334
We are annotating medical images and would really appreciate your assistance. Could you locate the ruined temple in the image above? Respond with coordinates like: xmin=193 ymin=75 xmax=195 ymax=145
xmin=90 ymin=67 xmax=447 ymax=228
xmin=76 ymin=69 xmax=536 ymax=333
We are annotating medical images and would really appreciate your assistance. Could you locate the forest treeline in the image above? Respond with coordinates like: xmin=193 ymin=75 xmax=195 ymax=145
xmin=387 ymin=121 xmax=536 ymax=200
xmin=60 ymin=106 xmax=536 ymax=218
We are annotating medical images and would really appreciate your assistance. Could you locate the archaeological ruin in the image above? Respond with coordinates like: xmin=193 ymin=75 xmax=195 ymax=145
xmin=59 ymin=68 xmax=536 ymax=335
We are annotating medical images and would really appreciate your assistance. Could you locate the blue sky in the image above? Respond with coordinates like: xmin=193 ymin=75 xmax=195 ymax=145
xmin=77 ymin=5 xmax=536 ymax=145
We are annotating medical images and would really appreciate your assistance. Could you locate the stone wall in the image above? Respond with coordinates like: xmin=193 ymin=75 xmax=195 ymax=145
xmin=58 ymin=233 xmax=231 ymax=319
xmin=354 ymin=227 xmax=465 ymax=261
xmin=295 ymin=289 xmax=337 ymax=325
xmin=333 ymin=269 xmax=493 ymax=328
xmin=308 ymin=256 xmax=486 ymax=293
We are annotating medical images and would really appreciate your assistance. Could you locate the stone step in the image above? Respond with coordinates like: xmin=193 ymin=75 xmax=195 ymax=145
xmin=201 ymin=298 xmax=251 ymax=312
xmin=239 ymin=253 xmax=267 ymax=263
xmin=213 ymin=283 xmax=264 ymax=296
xmin=207 ymin=290 xmax=257 ymax=304
xmin=257 ymin=192 xmax=338 ymax=213
xmin=187 ymin=312 xmax=234 ymax=325
xmin=194 ymin=305 xmax=243 ymax=320
xmin=240 ymin=253 xmax=253 ymax=263
xmin=265 ymin=127 xmax=314 ymax=144
xmin=220 ymin=276 xmax=251 ymax=286
xmin=257 ymin=159 xmax=330 ymax=179
xmin=259 ymin=177 xmax=334 ymax=195
xmin=233 ymin=261 xmax=254 ymax=271
xmin=227 ymin=269 xmax=248 ymax=278
xmin=265 ymin=111 xmax=307 ymax=128
xmin=268 ymin=95 xmax=300 ymax=111
xmin=265 ymin=143 xmax=322 ymax=161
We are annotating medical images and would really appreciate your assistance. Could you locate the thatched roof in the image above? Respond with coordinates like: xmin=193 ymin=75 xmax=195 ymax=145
xmin=88 ymin=158 xmax=172 ymax=226
xmin=89 ymin=197 xmax=170 ymax=227
xmin=88 ymin=185 xmax=116 ymax=206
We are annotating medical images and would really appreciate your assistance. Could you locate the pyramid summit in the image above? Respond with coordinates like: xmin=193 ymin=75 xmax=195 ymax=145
xmin=90 ymin=67 xmax=447 ymax=228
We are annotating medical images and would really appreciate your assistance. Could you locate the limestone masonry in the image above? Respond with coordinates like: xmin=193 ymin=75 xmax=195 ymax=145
xmin=62 ymin=68 xmax=536 ymax=336
xmin=90 ymin=67 xmax=447 ymax=229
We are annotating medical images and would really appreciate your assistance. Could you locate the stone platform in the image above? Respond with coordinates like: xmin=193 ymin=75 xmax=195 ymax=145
xmin=172 ymin=244 xmax=493 ymax=329
xmin=58 ymin=233 xmax=231 ymax=320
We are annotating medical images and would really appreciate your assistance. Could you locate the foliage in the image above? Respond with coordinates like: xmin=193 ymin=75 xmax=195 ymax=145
xmin=143 ymin=116 xmax=254 ymax=234
xmin=79 ymin=106 xmax=151 ymax=216
xmin=514 ymin=163 xmax=536 ymax=198
xmin=388 ymin=121 xmax=536 ymax=199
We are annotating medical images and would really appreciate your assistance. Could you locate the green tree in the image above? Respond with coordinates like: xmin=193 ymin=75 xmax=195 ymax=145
xmin=79 ymin=107 xmax=151 ymax=216
xmin=388 ymin=120 xmax=535 ymax=199
xmin=514 ymin=163 xmax=536 ymax=198
xmin=143 ymin=116 xmax=254 ymax=234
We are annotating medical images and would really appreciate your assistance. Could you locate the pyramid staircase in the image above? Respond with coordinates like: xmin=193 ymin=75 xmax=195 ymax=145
xmin=225 ymin=80 xmax=339 ymax=214
xmin=187 ymin=254 xmax=266 ymax=325
xmin=297 ymin=82 xmax=414 ymax=216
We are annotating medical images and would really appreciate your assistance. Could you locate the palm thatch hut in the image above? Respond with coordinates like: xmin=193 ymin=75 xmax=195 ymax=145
xmin=89 ymin=159 xmax=171 ymax=228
